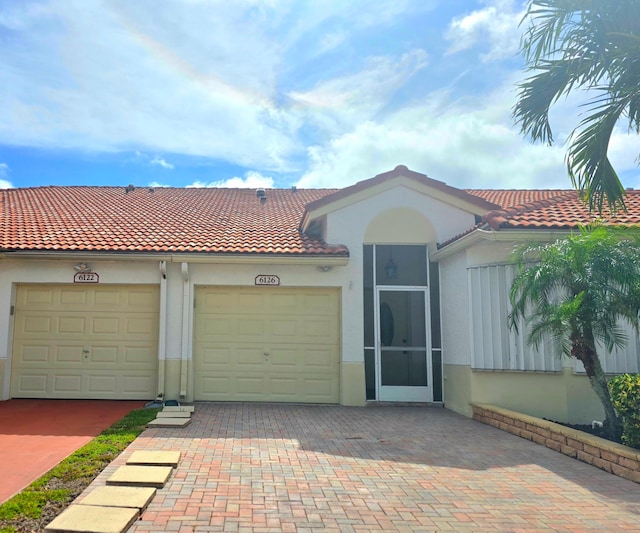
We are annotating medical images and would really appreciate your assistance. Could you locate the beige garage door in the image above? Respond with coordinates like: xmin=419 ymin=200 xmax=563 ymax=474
xmin=11 ymin=284 xmax=159 ymax=399
xmin=194 ymin=287 xmax=340 ymax=403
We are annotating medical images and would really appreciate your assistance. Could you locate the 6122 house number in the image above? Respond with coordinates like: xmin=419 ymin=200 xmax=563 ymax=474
xmin=255 ymin=275 xmax=280 ymax=286
xmin=74 ymin=272 xmax=99 ymax=283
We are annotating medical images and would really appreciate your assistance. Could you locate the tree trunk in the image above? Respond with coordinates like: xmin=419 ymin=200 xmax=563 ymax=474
xmin=571 ymin=334 xmax=623 ymax=440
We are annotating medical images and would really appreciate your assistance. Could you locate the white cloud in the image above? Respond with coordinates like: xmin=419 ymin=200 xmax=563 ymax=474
xmin=445 ymin=0 xmax=525 ymax=62
xmin=0 ymin=163 xmax=13 ymax=188
xmin=288 ymin=50 xmax=428 ymax=133
xmin=297 ymin=80 xmax=568 ymax=190
xmin=188 ymin=171 xmax=275 ymax=189
xmin=150 ymin=156 xmax=174 ymax=170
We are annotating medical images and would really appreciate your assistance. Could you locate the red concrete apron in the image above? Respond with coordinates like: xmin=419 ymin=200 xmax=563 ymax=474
xmin=0 ymin=399 xmax=143 ymax=503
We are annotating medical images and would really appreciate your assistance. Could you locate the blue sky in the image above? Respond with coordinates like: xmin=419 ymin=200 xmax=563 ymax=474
xmin=1 ymin=0 xmax=638 ymax=191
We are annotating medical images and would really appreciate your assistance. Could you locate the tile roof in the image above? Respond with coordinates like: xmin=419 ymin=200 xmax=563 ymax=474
xmin=0 ymin=186 xmax=348 ymax=255
xmin=466 ymin=189 xmax=640 ymax=230
xmin=3 ymin=178 xmax=640 ymax=257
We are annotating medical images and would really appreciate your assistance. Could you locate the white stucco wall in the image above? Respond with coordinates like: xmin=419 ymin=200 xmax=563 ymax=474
xmin=323 ymin=184 xmax=478 ymax=369
xmin=439 ymin=251 xmax=471 ymax=366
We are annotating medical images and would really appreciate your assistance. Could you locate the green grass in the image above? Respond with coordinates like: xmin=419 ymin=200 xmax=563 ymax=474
xmin=0 ymin=407 xmax=159 ymax=531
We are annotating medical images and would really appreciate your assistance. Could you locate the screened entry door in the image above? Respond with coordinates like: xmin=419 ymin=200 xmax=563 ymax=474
xmin=376 ymin=288 xmax=431 ymax=402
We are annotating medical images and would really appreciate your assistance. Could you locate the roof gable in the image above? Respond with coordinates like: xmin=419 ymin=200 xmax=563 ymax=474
xmin=300 ymin=165 xmax=500 ymax=231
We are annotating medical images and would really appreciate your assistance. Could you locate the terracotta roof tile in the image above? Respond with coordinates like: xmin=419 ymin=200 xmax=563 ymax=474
xmin=466 ymin=189 xmax=640 ymax=230
xmin=4 ymin=181 xmax=640 ymax=257
xmin=0 ymin=186 xmax=347 ymax=256
xmin=465 ymin=189 xmax=569 ymax=208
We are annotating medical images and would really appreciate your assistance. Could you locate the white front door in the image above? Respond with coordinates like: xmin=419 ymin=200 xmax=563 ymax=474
xmin=376 ymin=288 xmax=431 ymax=402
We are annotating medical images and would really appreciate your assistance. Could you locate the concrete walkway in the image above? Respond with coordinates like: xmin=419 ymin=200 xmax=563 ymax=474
xmin=0 ymin=399 xmax=144 ymax=503
xmin=80 ymin=403 xmax=640 ymax=532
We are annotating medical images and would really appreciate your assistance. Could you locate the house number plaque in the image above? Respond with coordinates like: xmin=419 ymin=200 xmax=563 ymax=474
xmin=74 ymin=272 xmax=99 ymax=284
xmin=255 ymin=275 xmax=280 ymax=286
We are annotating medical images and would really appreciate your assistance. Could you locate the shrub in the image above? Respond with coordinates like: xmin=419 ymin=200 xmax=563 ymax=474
xmin=609 ymin=373 xmax=640 ymax=449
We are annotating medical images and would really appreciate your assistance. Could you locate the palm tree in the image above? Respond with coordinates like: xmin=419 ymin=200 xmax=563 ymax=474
xmin=513 ymin=0 xmax=640 ymax=212
xmin=509 ymin=225 xmax=640 ymax=439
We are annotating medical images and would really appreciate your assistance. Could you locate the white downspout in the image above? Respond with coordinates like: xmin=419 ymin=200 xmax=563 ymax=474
xmin=180 ymin=262 xmax=190 ymax=399
xmin=156 ymin=261 xmax=167 ymax=401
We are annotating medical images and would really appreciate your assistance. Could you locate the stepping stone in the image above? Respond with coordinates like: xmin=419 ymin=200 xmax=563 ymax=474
xmin=44 ymin=504 xmax=138 ymax=533
xmin=147 ymin=417 xmax=191 ymax=428
xmin=156 ymin=410 xmax=191 ymax=418
xmin=106 ymin=465 xmax=173 ymax=488
xmin=163 ymin=405 xmax=195 ymax=412
xmin=127 ymin=450 xmax=181 ymax=467
xmin=77 ymin=486 xmax=156 ymax=512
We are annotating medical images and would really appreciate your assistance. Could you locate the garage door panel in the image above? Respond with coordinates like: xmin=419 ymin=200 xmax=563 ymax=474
xmin=125 ymin=289 xmax=158 ymax=308
xmin=198 ymin=316 xmax=232 ymax=337
xmin=90 ymin=316 xmax=120 ymax=335
xmin=17 ymin=373 xmax=48 ymax=394
xmin=304 ymin=347 xmax=339 ymax=368
xmin=270 ymin=293 xmax=297 ymax=310
xmin=90 ymin=346 xmax=118 ymax=364
xmin=125 ymin=316 xmax=156 ymax=335
xmin=269 ymin=377 xmax=297 ymax=397
xmin=58 ymin=316 xmax=86 ymax=334
xmin=236 ymin=348 xmax=267 ymax=370
xmin=303 ymin=377 xmax=337 ymax=400
xmin=195 ymin=286 xmax=340 ymax=403
xmin=21 ymin=315 xmax=52 ymax=334
xmin=122 ymin=374 xmax=155 ymax=395
xmin=60 ymin=289 xmax=88 ymax=306
xmin=237 ymin=293 xmax=266 ymax=311
xmin=87 ymin=374 xmax=117 ymax=393
xmin=237 ymin=318 xmax=266 ymax=336
xmin=200 ymin=376 xmax=231 ymax=396
xmin=269 ymin=347 xmax=299 ymax=370
xmin=54 ymin=374 xmax=83 ymax=393
xmin=55 ymin=345 xmax=84 ymax=363
xmin=123 ymin=345 xmax=157 ymax=365
xmin=21 ymin=287 xmax=54 ymax=306
xmin=200 ymin=346 xmax=232 ymax=367
xmin=301 ymin=317 xmax=337 ymax=341
xmin=302 ymin=294 xmax=337 ymax=314
xmin=12 ymin=284 xmax=158 ymax=399
xmin=18 ymin=344 xmax=50 ymax=362
xmin=236 ymin=376 xmax=266 ymax=395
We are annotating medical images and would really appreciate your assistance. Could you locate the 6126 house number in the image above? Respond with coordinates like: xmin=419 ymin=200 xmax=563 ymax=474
xmin=255 ymin=275 xmax=280 ymax=286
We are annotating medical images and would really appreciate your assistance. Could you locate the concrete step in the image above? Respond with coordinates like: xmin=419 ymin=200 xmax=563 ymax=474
xmin=147 ymin=417 xmax=191 ymax=428
xmin=163 ymin=405 xmax=195 ymax=413
xmin=156 ymin=410 xmax=191 ymax=418
xmin=44 ymin=504 xmax=138 ymax=533
xmin=77 ymin=485 xmax=156 ymax=512
xmin=126 ymin=450 xmax=181 ymax=467
xmin=106 ymin=465 xmax=173 ymax=488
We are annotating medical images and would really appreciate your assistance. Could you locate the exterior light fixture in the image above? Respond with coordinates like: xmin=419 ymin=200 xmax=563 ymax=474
xmin=384 ymin=250 xmax=398 ymax=280
xmin=73 ymin=263 xmax=90 ymax=272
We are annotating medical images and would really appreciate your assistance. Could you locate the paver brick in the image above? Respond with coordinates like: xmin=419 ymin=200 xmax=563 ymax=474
xmin=74 ymin=404 xmax=640 ymax=532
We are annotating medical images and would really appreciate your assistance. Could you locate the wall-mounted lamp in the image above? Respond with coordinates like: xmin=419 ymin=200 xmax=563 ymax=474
xmin=317 ymin=265 xmax=333 ymax=273
xmin=384 ymin=254 xmax=398 ymax=280
xmin=73 ymin=262 xmax=90 ymax=272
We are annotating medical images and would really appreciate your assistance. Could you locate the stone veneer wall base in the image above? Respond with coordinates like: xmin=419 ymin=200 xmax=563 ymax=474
xmin=471 ymin=403 xmax=640 ymax=484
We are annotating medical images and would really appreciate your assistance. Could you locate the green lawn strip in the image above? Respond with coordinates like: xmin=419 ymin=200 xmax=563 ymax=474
xmin=0 ymin=407 xmax=159 ymax=531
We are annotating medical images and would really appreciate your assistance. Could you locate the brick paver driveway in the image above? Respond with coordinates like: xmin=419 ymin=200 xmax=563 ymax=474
xmin=83 ymin=403 xmax=640 ymax=532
